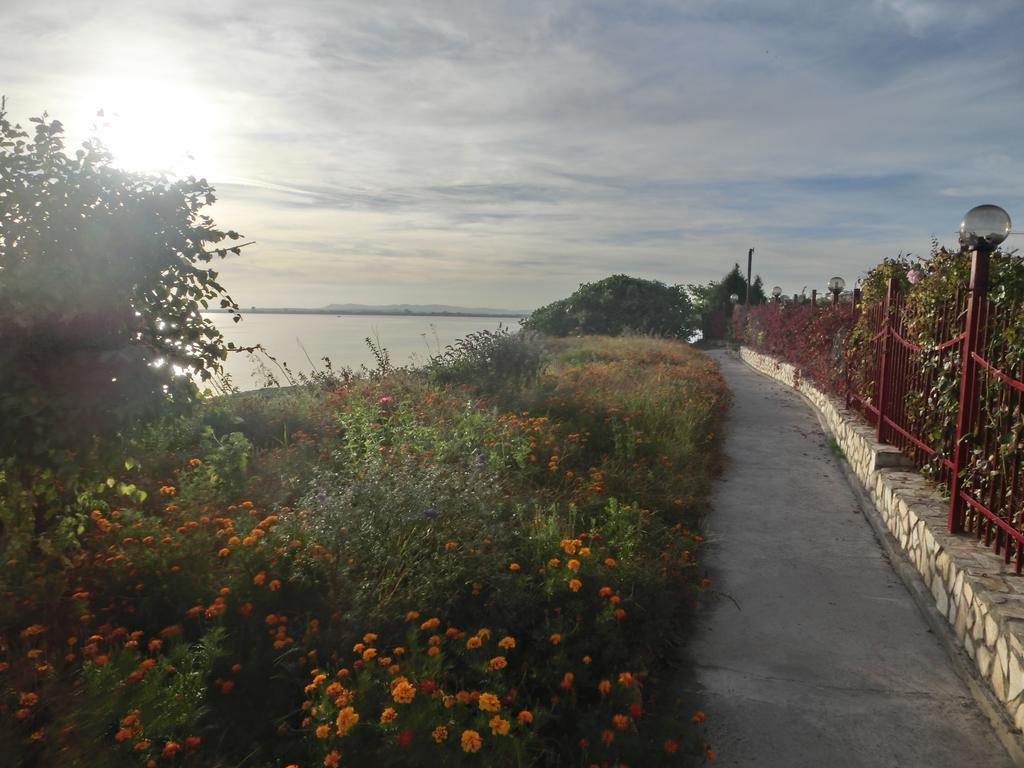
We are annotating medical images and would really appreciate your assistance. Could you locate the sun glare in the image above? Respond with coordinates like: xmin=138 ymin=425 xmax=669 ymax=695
xmin=74 ymin=76 xmax=223 ymax=178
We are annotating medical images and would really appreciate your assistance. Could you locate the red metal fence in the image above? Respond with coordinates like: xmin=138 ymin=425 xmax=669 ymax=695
xmin=846 ymin=251 xmax=1024 ymax=571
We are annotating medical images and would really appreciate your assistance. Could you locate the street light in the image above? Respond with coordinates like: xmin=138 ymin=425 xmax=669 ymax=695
xmin=828 ymin=276 xmax=845 ymax=306
xmin=960 ymin=204 xmax=1011 ymax=254
xmin=771 ymin=286 xmax=782 ymax=303
xmin=729 ymin=293 xmax=739 ymax=305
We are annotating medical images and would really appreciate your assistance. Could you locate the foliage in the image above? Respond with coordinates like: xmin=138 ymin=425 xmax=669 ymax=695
xmin=524 ymin=275 xmax=698 ymax=339
xmin=0 ymin=104 xmax=244 ymax=487
xmin=427 ymin=327 xmax=545 ymax=402
xmin=689 ymin=264 xmax=766 ymax=341
xmin=0 ymin=336 xmax=727 ymax=767
xmin=740 ymin=303 xmax=858 ymax=395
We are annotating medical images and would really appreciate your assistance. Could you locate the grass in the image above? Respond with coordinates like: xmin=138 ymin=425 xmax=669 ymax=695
xmin=1 ymin=333 xmax=728 ymax=767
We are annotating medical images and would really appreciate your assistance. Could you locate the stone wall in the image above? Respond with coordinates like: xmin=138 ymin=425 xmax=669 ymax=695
xmin=740 ymin=346 xmax=1024 ymax=734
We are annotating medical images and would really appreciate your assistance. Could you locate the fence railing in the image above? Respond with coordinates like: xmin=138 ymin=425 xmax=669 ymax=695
xmin=844 ymin=252 xmax=1024 ymax=571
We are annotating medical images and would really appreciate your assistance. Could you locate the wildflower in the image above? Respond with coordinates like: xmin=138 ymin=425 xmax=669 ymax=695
xmin=315 ymin=724 xmax=330 ymax=739
xmin=488 ymin=656 xmax=508 ymax=671
xmin=568 ymin=579 xmax=582 ymax=592
xmin=363 ymin=632 xmax=378 ymax=643
xmin=427 ymin=646 xmax=440 ymax=657
xmin=517 ymin=710 xmax=533 ymax=725
xmin=134 ymin=740 xmax=151 ymax=751
xmin=612 ymin=714 xmax=630 ymax=730
xmin=405 ymin=611 xmax=420 ymax=621
xmin=549 ymin=633 xmax=561 ymax=645
xmin=432 ymin=725 xmax=449 ymax=743
xmin=188 ymin=458 xmax=202 ymax=466
xmin=508 ymin=562 xmax=521 ymax=572
xmin=460 ymin=729 xmax=483 ymax=753
xmin=268 ymin=579 xmax=282 ymax=591
xmin=361 ymin=648 xmax=377 ymax=662
xmin=336 ymin=706 xmax=359 ymax=736
xmin=324 ymin=750 xmax=341 ymax=767
xmin=253 ymin=571 xmax=266 ymax=585
xmin=599 ymin=586 xmax=613 ymax=597
xmin=489 ymin=716 xmax=510 ymax=736
xmin=380 ymin=707 xmax=398 ymax=724
xmin=420 ymin=617 xmax=441 ymax=631
xmin=466 ymin=636 xmax=482 ymax=650
xmin=498 ymin=636 xmax=516 ymax=650
xmin=478 ymin=692 xmax=501 ymax=712
xmin=567 ymin=559 xmax=581 ymax=572
xmin=614 ymin=608 xmax=627 ymax=620
xmin=618 ymin=671 xmax=634 ymax=687
xmin=604 ymin=557 xmax=616 ymax=567
xmin=599 ymin=679 xmax=612 ymax=695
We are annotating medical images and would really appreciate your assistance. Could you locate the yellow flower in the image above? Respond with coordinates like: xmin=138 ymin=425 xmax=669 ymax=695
xmin=498 ymin=636 xmax=516 ymax=650
xmin=489 ymin=716 xmax=510 ymax=736
xmin=335 ymin=706 xmax=359 ymax=736
xmin=380 ymin=707 xmax=398 ymax=724
xmin=478 ymin=692 xmax=501 ymax=712
xmin=460 ymin=729 xmax=483 ymax=753
xmin=432 ymin=725 xmax=449 ymax=743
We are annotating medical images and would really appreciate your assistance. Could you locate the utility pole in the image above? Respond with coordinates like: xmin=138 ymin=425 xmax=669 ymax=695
xmin=746 ymin=248 xmax=754 ymax=305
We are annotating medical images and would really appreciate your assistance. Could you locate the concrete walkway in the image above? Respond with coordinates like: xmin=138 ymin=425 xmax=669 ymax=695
xmin=689 ymin=350 xmax=1014 ymax=767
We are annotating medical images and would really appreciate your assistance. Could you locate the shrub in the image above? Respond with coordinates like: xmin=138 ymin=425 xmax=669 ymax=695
xmin=524 ymin=275 xmax=697 ymax=339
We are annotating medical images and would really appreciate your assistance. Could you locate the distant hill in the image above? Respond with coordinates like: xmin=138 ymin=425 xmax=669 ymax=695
xmin=321 ymin=303 xmax=529 ymax=316
xmin=205 ymin=303 xmax=529 ymax=317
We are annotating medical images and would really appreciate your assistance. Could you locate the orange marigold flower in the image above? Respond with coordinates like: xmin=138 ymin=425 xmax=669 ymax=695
xmin=489 ymin=716 xmax=510 ymax=736
xmin=560 ymin=672 xmax=574 ymax=689
xmin=478 ymin=692 xmax=501 ymax=712
xmin=517 ymin=710 xmax=533 ymax=725
xmin=363 ymin=632 xmax=378 ymax=643
xmin=420 ymin=617 xmax=441 ymax=631
xmin=612 ymin=714 xmax=630 ymax=730
xmin=336 ymin=706 xmax=359 ymax=736
xmin=599 ymin=679 xmax=612 ymax=695
xmin=466 ymin=636 xmax=482 ymax=650
xmin=391 ymin=679 xmax=416 ymax=705
xmin=567 ymin=559 xmax=581 ymax=572
xmin=380 ymin=707 xmax=398 ymax=724
xmin=161 ymin=741 xmax=181 ymax=758
xmin=431 ymin=725 xmax=448 ymax=743
xmin=601 ymin=729 xmax=615 ymax=746
xmin=405 ymin=611 xmax=420 ymax=621
xmin=427 ymin=646 xmax=441 ymax=657
xmin=548 ymin=558 xmax=560 ymax=568
xmin=488 ymin=656 xmax=508 ymax=671
xmin=361 ymin=648 xmax=378 ymax=662
xmin=692 ymin=710 xmax=706 ymax=724
xmin=664 ymin=738 xmax=679 ymax=754
xmin=324 ymin=750 xmax=341 ymax=767
xmin=508 ymin=562 xmax=521 ymax=572
xmin=134 ymin=740 xmax=151 ymax=751
xmin=549 ymin=633 xmax=561 ymax=645
xmin=460 ymin=729 xmax=483 ymax=753
xmin=315 ymin=724 xmax=330 ymax=739
xmin=252 ymin=571 xmax=266 ymax=585
xmin=604 ymin=557 xmax=616 ymax=567
xmin=568 ymin=579 xmax=582 ymax=592
xmin=618 ymin=671 xmax=634 ymax=687
xmin=498 ymin=636 xmax=516 ymax=650
xmin=598 ymin=586 xmax=613 ymax=597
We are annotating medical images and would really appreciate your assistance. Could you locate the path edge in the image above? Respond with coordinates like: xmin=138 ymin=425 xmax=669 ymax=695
xmin=737 ymin=345 xmax=1024 ymax=765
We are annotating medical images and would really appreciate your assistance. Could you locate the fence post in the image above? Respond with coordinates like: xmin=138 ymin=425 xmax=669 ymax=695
xmin=948 ymin=248 xmax=990 ymax=534
xmin=875 ymin=277 xmax=899 ymax=443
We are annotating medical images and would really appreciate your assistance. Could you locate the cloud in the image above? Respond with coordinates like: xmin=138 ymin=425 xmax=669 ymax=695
xmin=3 ymin=0 xmax=1023 ymax=308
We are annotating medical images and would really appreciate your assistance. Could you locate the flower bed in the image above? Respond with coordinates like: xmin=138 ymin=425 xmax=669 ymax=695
xmin=1 ymin=335 xmax=727 ymax=767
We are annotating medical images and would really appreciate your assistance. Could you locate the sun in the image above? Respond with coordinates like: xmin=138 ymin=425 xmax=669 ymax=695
xmin=74 ymin=76 xmax=224 ymax=178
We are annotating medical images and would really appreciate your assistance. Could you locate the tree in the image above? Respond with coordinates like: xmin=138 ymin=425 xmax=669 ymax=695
xmin=688 ymin=264 xmax=766 ymax=340
xmin=523 ymin=274 xmax=698 ymax=339
xmin=0 ymin=103 xmax=244 ymax=467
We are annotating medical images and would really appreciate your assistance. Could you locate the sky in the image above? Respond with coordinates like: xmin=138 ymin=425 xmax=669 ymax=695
xmin=3 ymin=0 xmax=1024 ymax=310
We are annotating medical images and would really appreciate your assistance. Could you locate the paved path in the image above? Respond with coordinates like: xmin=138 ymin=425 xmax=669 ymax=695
xmin=689 ymin=350 xmax=1014 ymax=767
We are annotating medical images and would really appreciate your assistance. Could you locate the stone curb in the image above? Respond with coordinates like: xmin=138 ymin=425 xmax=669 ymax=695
xmin=739 ymin=346 xmax=1024 ymax=760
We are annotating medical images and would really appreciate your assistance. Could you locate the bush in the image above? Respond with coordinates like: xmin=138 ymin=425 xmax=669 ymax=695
xmin=524 ymin=275 xmax=697 ymax=339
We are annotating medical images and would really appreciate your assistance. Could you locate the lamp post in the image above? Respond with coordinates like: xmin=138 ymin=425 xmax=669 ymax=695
xmin=771 ymin=286 xmax=782 ymax=303
xmin=828 ymin=276 xmax=845 ymax=306
xmin=948 ymin=204 xmax=1011 ymax=534
xmin=729 ymin=293 xmax=739 ymax=306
